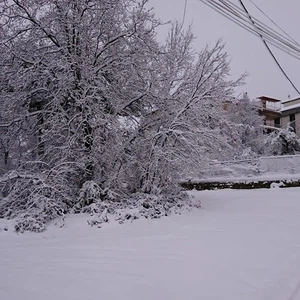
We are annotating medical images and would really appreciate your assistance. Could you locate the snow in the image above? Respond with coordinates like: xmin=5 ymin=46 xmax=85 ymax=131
xmin=2 ymin=188 xmax=300 ymax=300
xmin=281 ymin=102 xmax=300 ymax=112
xmin=185 ymin=173 xmax=300 ymax=183
xmin=281 ymin=97 xmax=300 ymax=104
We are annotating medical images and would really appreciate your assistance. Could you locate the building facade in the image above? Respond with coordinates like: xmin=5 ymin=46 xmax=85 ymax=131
xmin=255 ymin=96 xmax=281 ymax=131
xmin=255 ymin=96 xmax=300 ymax=135
xmin=280 ymin=97 xmax=300 ymax=134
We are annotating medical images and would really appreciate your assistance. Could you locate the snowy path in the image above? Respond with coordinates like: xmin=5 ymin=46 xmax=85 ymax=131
xmin=1 ymin=188 xmax=300 ymax=300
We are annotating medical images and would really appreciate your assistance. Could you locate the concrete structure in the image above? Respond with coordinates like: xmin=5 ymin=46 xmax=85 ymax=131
xmin=280 ymin=97 xmax=300 ymax=134
xmin=255 ymin=96 xmax=281 ymax=130
xmin=226 ymin=95 xmax=300 ymax=136
xmin=254 ymin=96 xmax=300 ymax=135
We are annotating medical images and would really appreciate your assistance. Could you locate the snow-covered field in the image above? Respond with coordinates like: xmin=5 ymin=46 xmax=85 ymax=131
xmin=1 ymin=188 xmax=300 ymax=300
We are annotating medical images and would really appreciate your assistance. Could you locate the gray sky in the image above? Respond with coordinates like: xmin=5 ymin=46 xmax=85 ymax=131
xmin=149 ymin=0 xmax=300 ymax=101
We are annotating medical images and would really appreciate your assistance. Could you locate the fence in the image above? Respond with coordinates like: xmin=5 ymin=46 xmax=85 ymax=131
xmin=259 ymin=155 xmax=300 ymax=175
xmin=209 ymin=154 xmax=300 ymax=177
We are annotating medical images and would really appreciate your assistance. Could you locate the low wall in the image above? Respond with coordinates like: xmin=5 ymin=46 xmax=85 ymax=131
xmin=181 ymin=155 xmax=300 ymax=191
xmin=181 ymin=178 xmax=300 ymax=191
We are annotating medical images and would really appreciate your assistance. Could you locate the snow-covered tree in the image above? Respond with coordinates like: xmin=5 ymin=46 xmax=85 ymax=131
xmin=129 ymin=25 xmax=244 ymax=191
xmin=227 ymin=93 xmax=265 ymax=158
xmin=0 ymin=1 xmax=244 ymax=231
xmin=0 ymin=0 xmax=161 ymax=229
xmin=264 ymin=127 xmax=300 ymax=156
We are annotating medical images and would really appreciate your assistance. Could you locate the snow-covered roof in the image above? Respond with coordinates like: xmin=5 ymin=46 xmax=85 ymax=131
xmin=281 ymin=97 xmax=300 ymax=104
xmin=257 ymin=96 xmax=281 ymax=102
xmin=281 ymin=102 xmax=300 ymax=112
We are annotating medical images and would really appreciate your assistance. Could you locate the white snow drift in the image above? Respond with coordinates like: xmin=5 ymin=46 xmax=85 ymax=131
xmin=1 ymin=188 xmax=300 ymax=300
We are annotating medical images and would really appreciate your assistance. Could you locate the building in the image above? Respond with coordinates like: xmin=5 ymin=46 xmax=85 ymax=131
xmin=280 ymin=97 xmax=300 ymax=134
xmin=255 ymin=96 xmax=300 ymax=135
xmin=255 ymin=96 xmax=281 ymax=130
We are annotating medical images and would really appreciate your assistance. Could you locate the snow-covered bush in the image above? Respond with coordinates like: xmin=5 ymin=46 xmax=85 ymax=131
xmin=85 ymin=191 xmax=201 ymax=227
xmin=0 ymin=170 xmax=73 ymax=232
xmin=75 ymin=181 xmax=102 ymax=209
xmin=264 ymin=127 xmax=300 ymax=155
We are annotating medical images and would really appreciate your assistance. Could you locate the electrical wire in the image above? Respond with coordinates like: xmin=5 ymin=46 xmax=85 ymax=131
xmin=238 ymin=0 xmax=300 ymax=95
xmin=219 ymin=0 xmax=300 ymax=54
xmin=198 ymin=0 xmax=300 ymax=94
xmin=248 ymin=0 xmax=300 ymax=47
xmin=219 ymin=0 xmax=299 ymax=46
xmin=201 ymin=0 xmax=300 ymax=57
xmin=181 ymin=0 xmax=188 ymax=27
xmin=199 ymin=0 xmax=300 ymax=58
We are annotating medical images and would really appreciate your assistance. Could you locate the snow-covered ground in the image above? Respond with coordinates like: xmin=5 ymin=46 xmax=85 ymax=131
xmin=1 ymin=188 xmax=300 ymax=300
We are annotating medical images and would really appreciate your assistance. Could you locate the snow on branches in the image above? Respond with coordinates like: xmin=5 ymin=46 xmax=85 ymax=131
xmin=0 ymin=0 xmax=243 ymax=231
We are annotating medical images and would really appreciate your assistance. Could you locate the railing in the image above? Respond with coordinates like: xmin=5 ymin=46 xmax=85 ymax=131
xmin=209 ymin=155 xmax=300 ymax=177
xmin=255 ymin=103 xmax=281 ymax=112
xmin=259 ymin=155 xmax=300 ymax=174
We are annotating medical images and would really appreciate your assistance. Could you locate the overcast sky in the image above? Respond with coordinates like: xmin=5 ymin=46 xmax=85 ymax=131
xmin=148 ymin=0 xmax=300 ymax=101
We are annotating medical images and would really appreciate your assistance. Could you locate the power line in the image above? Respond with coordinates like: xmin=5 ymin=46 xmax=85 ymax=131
xmin=217 ymin=0 xmax=300 ymax=54
xmin=198 ymin=0 xmax=300 ymax=94
xmin=238 ymin=0 xmax=300 ymax=95
xmin=181 ymin=0 xmax=188 ymax=27
xmin=247 ymin=0 xmax=300 ymax=47
xmin=198 ymin=0 xmax=300 ymax=59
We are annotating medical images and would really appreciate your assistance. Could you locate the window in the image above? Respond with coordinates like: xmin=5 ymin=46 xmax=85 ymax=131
xmin=289 ymin=114 xmax=296 ymax=133
xmin=274 ymin=118 xmax=280 ymax=128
